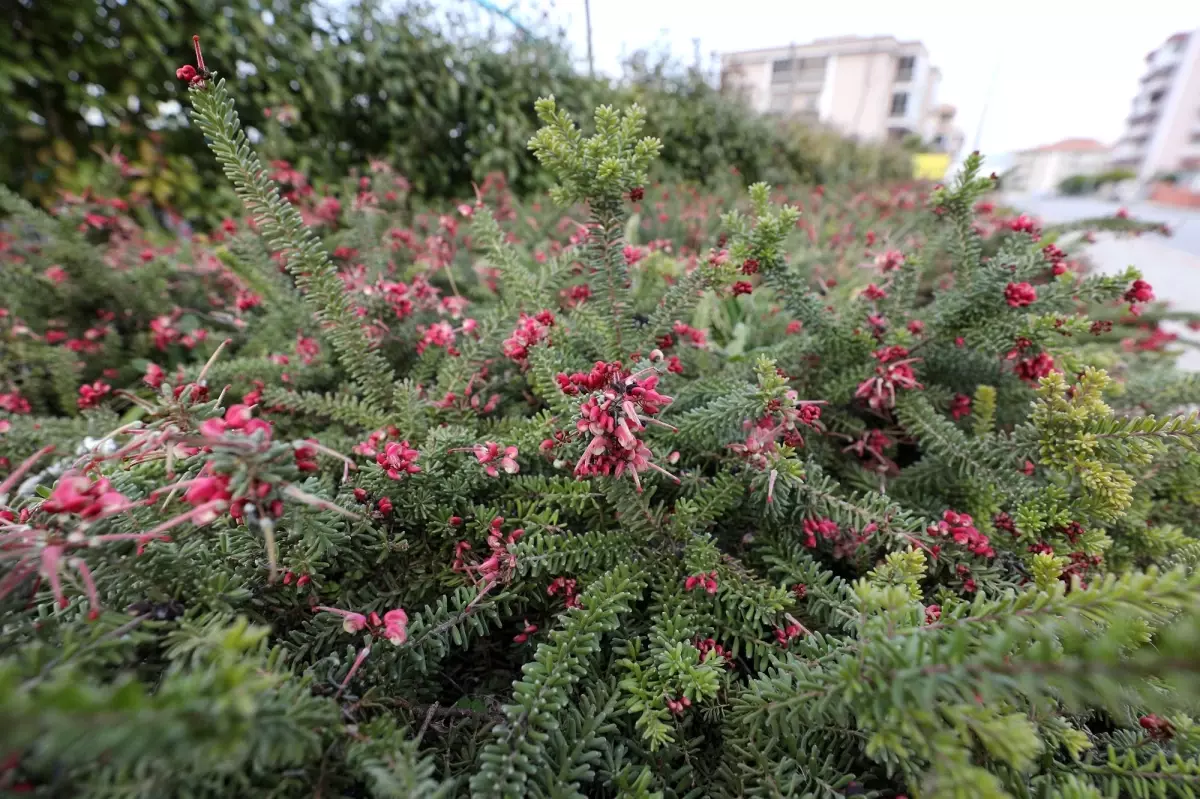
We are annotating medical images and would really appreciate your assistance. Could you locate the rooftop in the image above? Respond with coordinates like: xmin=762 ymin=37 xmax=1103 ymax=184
xmin=1021 ymin=138 xmax=1109 ymax=154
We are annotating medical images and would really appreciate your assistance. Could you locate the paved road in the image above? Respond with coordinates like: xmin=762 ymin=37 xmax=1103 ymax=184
xmin=1005 ymin=194 xmax=1200 ymax=370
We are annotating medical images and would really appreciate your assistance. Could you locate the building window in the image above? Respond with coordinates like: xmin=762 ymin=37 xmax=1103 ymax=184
xmin=772 ymin=58 xmax=793 ymax=77
xmin=890 ymin=92 xmax=909 ymax=116
xmin=896 ymin=55 xmax=915 ymax=81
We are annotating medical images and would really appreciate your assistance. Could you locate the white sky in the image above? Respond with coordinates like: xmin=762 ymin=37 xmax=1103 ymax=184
xmin=524 ymin=0 xmax=1198 ymax=160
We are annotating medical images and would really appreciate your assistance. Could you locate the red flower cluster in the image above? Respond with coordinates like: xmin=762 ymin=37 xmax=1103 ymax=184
xmin=547 ymin=575 xmax=581 ymax=608
xmin=695 ymin=636 xmax=730 ymax=663
xmin=684 ymin=571 xmax=719 ymax=594
xmin=513 ymin=620 xmax=538 ymax=643
xmin=1008 ymin=214 xmax=1039 ymax=236
xmin=377 ymin=440 xmax=421 ymax=480
xmin=77 ymin=380 xmax=112 ymax=410
xmin=199 ymin=403 xmax=273 ymax=440
xmin=802 ymin=517 xmax=839 ymax=548
xmin=732 ymin=281 xmax=754 ymax=296
xmin=740 ymin=258 xmax=759 ymax=275
xmin=927 ymin=510 xmax=994 ymax=558
xmin=1014 ymin=352 xmax=1055 ymax=384
xmin=863 ymin=283 xmax=887 ymax=301
xmin=856 ymin=347 xmax=923 ymax=411
xmin=0 ymin=391 xmax=30 ymax=414
xmin=549 ymin=360 xmax=676 ymax=492
xmin=1139 ymin=715 xmax=1174 ymax=741
xmin=993 ymin=512 xmax=1016 ymax=535
xmin=949 ymin=393 xmax=972 ymax=420
xmin=315 ymin=606 xmax=409 ymax=645
xmin=42 ymin=472 xmax=130 ymax=519
xmin=472 ymin=442 xmax=518 ymax=477
xmin=924 ymin=604 xmax=941 ymax=624
xmin=502 ymin=310 xmax=554 ymax=365
xmin=875 ymin=250 xmax=904 ymax=271
xmin=1004 ymin=282 xmax=1037 ymax=308
xmin=1124 ymin=279 xmax=1154 ymax=304
xmin=665 ymin=695 xmax=691 ymax=716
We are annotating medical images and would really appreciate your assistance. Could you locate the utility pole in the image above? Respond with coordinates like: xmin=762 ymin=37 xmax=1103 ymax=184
xmin=972 ymin=57 xmax=1002 ymax=152
xmin=584 ymin=0 xmax=595 ymax=77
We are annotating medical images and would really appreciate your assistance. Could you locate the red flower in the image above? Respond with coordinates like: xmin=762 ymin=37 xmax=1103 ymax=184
xmin=629 ymin=187 xmax=644 ymax=202
xmin=1004 ymin=282 xmax=1037 ymax=308
xmin=513 ymin=620 xmax=538 ymax=643
xmin=741 ymin=258 xmax=760 ymax=275
xmin=77 ymin=380 xmax=112 ymax=410
xmin=684 ymin=571 xmax=719 ymax=594
xmin=863 ymin=283 xmax=887 ymax=301
xmin=1124 ymin=279 xmax=1154 ymax=304
xmin=924 ymin=604 xmax=941 ymax=625
xmin=377 ymin=441 xmax=421 ymax=480
xmin=473 ymin=442 xmax=519 ymax=477
xmin=732 ymin=281 xmax=754 ymax=296
xmin=949 ymin=393 xmax=972 ymax=420
xmin=175 ymin=65 xmax=198 ymax=83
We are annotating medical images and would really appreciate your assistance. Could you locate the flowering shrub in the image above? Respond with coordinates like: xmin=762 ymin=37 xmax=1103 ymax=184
xmin=3 ymin=46 xmax=1200 ymax=798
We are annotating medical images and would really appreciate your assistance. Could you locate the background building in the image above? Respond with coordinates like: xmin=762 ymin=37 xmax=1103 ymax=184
xmin=1006 ymin=139 xmax=1111 ymax=195
xmin=1110 ymin=29 xmax=1200 ymax=187
xmin=720 ymin=35 xmax=954 ymax=145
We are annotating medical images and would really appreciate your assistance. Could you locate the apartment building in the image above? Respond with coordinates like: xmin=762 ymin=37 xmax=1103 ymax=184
xmin=1111 ymin=29 xmax=1200 ymax=185
xmin=1006 ymin=139 xmax=1110 ymax=195
xmin=720 ymin=35 xmax=949 ymax=144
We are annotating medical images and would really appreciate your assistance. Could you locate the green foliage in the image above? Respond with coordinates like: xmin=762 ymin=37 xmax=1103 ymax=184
xmin=5 ymin=56 xmax=1200 ymax=799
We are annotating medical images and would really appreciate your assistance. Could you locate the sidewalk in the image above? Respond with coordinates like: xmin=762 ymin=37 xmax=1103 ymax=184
xmin=1082 ymin=233 xmax=1200 ymax=370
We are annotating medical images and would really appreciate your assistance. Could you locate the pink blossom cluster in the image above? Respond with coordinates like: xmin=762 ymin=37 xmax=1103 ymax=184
xmin=316 ymin=606 xmax=409 ymax=645
xmin=927 ymin=510 xmax=994 ymax=558
xmin=42 ymin=471 xmax=131 ymax=519
xmin=547 ymin=575 xmax=581 ymax=609
xmin=77 ymin=380 xmax=112 ymax=409
xmin=665 ymin=695 xmax=692 ymax=716
xmin=949 ymin=393 xmax=972 ymax=420
xmin=547 ymin=360 xmax=677 ymax=492
xmin=199 ymin=403 xmax=273 ymax=440
xmin=377 ymin=440 xmax=421 ymax=480
xmin=855 ymin=346 xmax=923 ymax=411
xmin=802 ymin=516 xmax=876 ymax=559
xmin=0 ymin=390 xmax=30 ymax=414
xmin=684 ymin=571 xmax=718 ymax=594
xmin=1004 ymin=282 xmax=1037 ymax=308
xmin=472 ymin=442 xmax=519 ymax=477
xmin=502 ymin=310 xmax=554 ymax=365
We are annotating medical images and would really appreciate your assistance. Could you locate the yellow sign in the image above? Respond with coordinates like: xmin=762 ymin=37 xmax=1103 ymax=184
xmin=912 ymin=153 xmax=952 ymax=181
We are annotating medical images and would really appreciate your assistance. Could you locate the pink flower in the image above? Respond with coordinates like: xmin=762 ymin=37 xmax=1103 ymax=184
xmin=44 ymin=266 xmax=68 ymax=284
xmin=1124 ymin=279 xmax=1154 ymax=304
xmin=317 ymin=606 xmax=368 ymax=634
xmin=473 ymin=442 xmax=519 ymax=477
xmin=513 ymin=620 xmax=538 ymax=643
xmin=875 ymin=250 xmax=904 ymax=271
xmin=77 ymin=380 xmax=112 ymax=410
xmin=183 ymin=474 xmax=232 ymax=506
xmin=949 ymin=393 xmax=972 ymax=420
xmin=144 ymin=363 xmax=166 ymax=389
xmin=1004 ymin=282 xmax=1037 ymax=308
xmin=863 ymin=283 xmax=887 ymax=301
xmin=622 ymin=245 xmax=646 ymax=266
xmin=1009 ymin=214 xmax=1039 ymax=235
xmin=802 ymin=518 xmax=839 ymax=548
xmin=502 ymin=311 xmax=554 ymax=365
xmin=684 ymin=571 xmax=719 ymax=594
xmin=383 ymin=608 xmax=408 ymax=645
xmin=377 ymin=440 xmax=421 ymax=479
